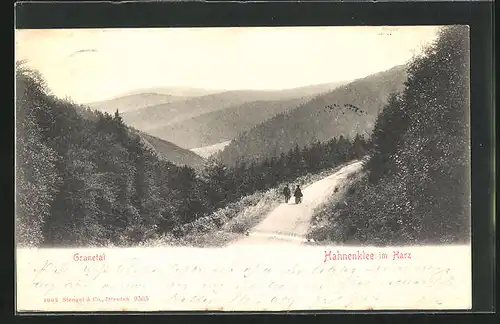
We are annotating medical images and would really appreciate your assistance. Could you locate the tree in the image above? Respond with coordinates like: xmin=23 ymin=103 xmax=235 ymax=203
xmin=335 ymin=136 xmax=351 ymax=160
xmin=365 ymin=93 xmax=409 ymax=183
xmin=331 ymin=25 xmax=471 ymax=245
xmin=350 ymin=134 xmax=366 ymax=159
xmin=203 ymin=157 xmax=230 ymax=209
xmin=16 ymin=64 xmax=61 ymax=247
xmin=397 ymin=25 xmax=470 ymax=241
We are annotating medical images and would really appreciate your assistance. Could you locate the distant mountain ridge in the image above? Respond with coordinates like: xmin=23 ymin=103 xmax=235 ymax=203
xmin=217 ymin=65 xmax=408 ymax=166
xmin=93 ymin=82 xmax=348 ymax=106
xmin=120 ymin=86 xmax=221 ymax=98
xmin=108 ymin=81 xmax=345 ymax=132
xmin=86 ymin=92 xmax=187 ymax=114
xmin=148 ymin=96 xmax=313 ymax=149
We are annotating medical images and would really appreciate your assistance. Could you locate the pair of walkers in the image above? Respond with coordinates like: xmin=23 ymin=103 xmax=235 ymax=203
xmin=283 ymin=184 xmax=303 ymax=204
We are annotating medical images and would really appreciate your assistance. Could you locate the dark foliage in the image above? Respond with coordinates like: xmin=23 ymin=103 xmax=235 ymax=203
xmin=215 ymin=134 xmax=368 ymax=207
xmin=16 ymin=64 xmax=209 ymax=246
xmin=311 ymin=26 xmax=471 ymax=245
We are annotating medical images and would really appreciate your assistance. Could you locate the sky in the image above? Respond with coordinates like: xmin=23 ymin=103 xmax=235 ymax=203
xmin=15 ymin=26 xmax=441 ymax=103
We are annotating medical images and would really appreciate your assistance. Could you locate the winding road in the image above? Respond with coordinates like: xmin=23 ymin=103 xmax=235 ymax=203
xmin=232 ymin=160 xmax=363 ymax=246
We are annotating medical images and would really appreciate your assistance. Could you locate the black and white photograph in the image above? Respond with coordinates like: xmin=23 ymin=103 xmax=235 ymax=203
xmin=15 ymin=26 xmax=472 ymax=312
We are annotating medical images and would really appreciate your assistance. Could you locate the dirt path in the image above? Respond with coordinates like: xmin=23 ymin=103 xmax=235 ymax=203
xmin=231 ymin=160 xmax=363 ymax=246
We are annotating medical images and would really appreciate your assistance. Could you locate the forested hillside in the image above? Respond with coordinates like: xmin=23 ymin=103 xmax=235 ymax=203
xmin=149 ymin=97 xmax=311 ymax=149
xmin=16 ymin=65 xmax=212 ymax=247
xmin=73 ymin=101 xmax=206 ymax=169
xmin=309 ymin=26 xmax=471 ymax=245
xmin=15 ymin=64 xmax=367 ymax=248
xmin=120 ymin=82 xmax=347 ymax=136
xmin=218 ymin=65 xmax=407 ymax=166
xmin=133 ymin=130 xmax=205 ymax=169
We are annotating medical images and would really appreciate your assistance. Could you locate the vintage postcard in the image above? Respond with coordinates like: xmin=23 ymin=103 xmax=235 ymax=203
xmin=15 ymin=26 xmax=471 ymax=312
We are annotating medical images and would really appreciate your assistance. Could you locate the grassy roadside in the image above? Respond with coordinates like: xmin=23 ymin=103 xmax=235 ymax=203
xmin=306 ymin=168 xmax=366 ymax=244
xmin=141 ymin=161 xmax=357 ymax=247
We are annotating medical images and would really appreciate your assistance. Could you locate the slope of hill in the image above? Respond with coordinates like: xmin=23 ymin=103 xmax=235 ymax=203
xmin=86 ymin=92 xmax=186 ymax=114
xmin=135 ymin=130 xmax=206 ymax=169
xmin=16 ymin=64 xmax=217 ymax=247
xmin=148 ymin=96 xmax=312 ymax=149
xmin=75 ymin=101 xmax=205 ymax=169
xmin=121 ymin=82 xmax=348 ymax=132
xmin=218 ymin=65 xmax=408 ymax=166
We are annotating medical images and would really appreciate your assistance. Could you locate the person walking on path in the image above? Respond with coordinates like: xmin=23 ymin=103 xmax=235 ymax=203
xmin=294 ymin=185 xmax=303 ymax=204
xmin=283 ymin=185 xmax=291 ymax=203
